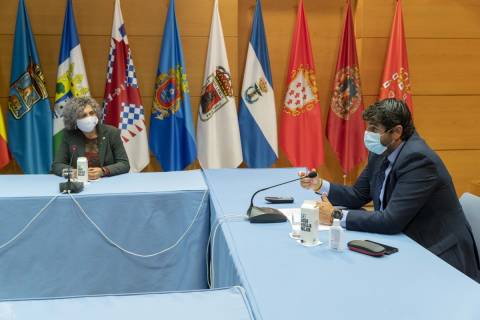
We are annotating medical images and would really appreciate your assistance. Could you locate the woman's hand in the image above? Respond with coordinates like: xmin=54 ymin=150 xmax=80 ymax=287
xmin=88 ymin=167 xmax=103 ymax=180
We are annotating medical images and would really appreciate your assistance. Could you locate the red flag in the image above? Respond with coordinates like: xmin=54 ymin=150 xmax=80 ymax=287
xmin=379 ymin=0 xmax=413 ymax=111
xmin=279 ymin=0 xmax=324 ymax=168
xmin=326 ymin=0 xmax=367 ymax=174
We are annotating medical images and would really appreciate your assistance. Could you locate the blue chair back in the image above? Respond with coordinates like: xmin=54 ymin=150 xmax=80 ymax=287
xmin=460 ymin=193 xmax=480 ymax=249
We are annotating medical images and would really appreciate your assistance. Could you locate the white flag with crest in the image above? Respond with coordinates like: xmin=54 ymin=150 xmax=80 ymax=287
xmin=196 ymin=0 xmax=242 ymax=168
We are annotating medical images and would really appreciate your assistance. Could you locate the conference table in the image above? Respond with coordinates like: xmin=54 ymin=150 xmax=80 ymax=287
xmin=204 ymin=168 xmax=480 ymax=320
xmin=0 ymin=287 xmax=253 ymax=320
xmin=0 ymin=171 xmax=209 ymax=300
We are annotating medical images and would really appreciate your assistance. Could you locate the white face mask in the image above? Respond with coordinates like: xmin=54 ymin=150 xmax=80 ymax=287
xmin=76 ymin=116 xmax=98 ymax=133
xmin=364 ymin=131 xmax=387 ymax=155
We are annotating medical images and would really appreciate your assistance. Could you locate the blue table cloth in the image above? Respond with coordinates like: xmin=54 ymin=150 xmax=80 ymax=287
xmin=0 ymin=171 xmax=209 ymax=300
xmin=0 ymin=287 xmax=253 ymax=320
xmin=204 ymin=168 xmax=480 ymax=320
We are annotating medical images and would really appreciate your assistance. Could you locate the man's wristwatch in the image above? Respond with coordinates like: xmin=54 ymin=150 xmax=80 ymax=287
xmin=331 ymin=209 xmax=343 ymax=221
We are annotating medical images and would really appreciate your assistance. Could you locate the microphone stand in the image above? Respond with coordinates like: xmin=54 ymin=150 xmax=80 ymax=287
xmin=247 ymin=173 xmax=316 ymax=223
xmin=59 ymin=147 xmax=84 ymax=194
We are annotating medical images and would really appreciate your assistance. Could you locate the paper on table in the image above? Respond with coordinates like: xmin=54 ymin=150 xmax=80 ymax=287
xmin=279 ymin=208 xmax=330 ymax=231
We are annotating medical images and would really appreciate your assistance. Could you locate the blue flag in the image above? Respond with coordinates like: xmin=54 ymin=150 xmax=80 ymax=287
xmin=239 ymin=0 xmax=278 ymax=168
xmin=149 ymin=0 xmax=196 ymax=171
xmin=7 ymin=0 xmax=52 ymax=174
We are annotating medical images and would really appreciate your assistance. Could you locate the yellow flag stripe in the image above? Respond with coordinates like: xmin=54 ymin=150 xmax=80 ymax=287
xmin=0 ymin=106 xmax=7 ymax=142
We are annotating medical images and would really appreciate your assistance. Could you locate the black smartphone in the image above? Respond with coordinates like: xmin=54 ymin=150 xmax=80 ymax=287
xmin=365 ymin=240 xmax=399 ymax=255
xmin=264 ymin=196 xmax=294 ymax=204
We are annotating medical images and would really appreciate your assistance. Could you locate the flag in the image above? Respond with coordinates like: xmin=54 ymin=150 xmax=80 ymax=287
xmin=238 ymin=0 xmax=277 ymax=168
xmin=379 ymin=0 xmax=413 ymax=112
xmin=7 ymin=0 xmax=52 ymax=174
xmin=0 ymin=107 xmax=10 ymax=169
xmin=197 ymin=0 xmax=242 ymax=169
xmin=149 ymin=0 xmax=196 ymax=172
xmin=54 ymin=0 xmax=90 ymax=154
xmin=279 ymin=0 xmax=324 ymax=168
xmin=103 ymin=0 xmax=149 ymax=172
xmin=326 ymin=0 xmax=367 ymax=174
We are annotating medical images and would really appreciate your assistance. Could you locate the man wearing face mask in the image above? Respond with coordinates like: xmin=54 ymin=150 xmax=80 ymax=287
xmin=51 ymin=97 xmax=130 ymax=179
xmin=300 ymin=98 xmax=480 ymax=282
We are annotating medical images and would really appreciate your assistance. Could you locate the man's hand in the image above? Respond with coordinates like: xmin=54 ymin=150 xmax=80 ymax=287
xmin=316 ymin=193 xmax=334 ymax=225
xmin=88 ymin=167 xmax=103 ymax=180
xmin=298 ymin=168 xmax=322 ymax=191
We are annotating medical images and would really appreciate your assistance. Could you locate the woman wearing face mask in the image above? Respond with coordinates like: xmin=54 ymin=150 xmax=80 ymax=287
xmin=51 ymin=97 xmax=130 ymax=179
xmin=299 ymin=98 xmax=480 ymax=283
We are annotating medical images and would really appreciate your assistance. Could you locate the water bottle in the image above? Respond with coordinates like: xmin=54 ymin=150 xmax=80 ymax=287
xmin=76 ymin=157 xmax=88 ymax=184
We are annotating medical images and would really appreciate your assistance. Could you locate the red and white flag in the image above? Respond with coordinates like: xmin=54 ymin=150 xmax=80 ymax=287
xmin=279 ymin=0 xmax=324 ymax=168
xmin=103 ymin=0 xmax=149 ymax=172
xmin=379 ymin=0 xmax=413 ymax=112
xmin=326 ymin=0 xmax=367 ymax=174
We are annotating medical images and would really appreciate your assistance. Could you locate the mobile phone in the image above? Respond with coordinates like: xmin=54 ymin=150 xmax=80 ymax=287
xmin=347 ymin=240 xmax=385 ymax=257
xmin=365 ymin=240 xmax=399 ymax=255
xmin=264 ymin=196 xmax=294 ymax=204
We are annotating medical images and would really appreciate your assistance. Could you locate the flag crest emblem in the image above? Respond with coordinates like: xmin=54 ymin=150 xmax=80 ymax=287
xmin=199 ymin=66 xmax=233 ymax=121
xmin=153 ymin=66 xmax=188 ymax=120
xmin=243 ymin=77 xmax=268 ymax=104
xmin=283 ymin=66 xmax=318 ymax=117
xmin=381 ymin=67 xmax=412 ymax=101
xmin=330 ymin=66 xmax=362 ymax=119
xmin=9 ymin=61 xmax=48 ymax=119
xmin=55 ymin=63 xmax=89 ymax=101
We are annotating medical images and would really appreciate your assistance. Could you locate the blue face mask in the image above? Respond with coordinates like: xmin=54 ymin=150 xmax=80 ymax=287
xmin=364 ymin=131 xmax=387 ymax=155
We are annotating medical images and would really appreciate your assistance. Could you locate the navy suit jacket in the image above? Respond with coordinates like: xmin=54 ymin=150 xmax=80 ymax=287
xmin=329 ymin=132 xmax=480 ymax=282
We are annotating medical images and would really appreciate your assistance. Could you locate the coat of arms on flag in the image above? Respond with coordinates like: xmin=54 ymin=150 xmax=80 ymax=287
xmin=8 ymin=60 xmax=49 ymax=120
xmin=283 ymin=66 xmax=319 ymax=117
xmin=330 ymin=66 xmax=362 ymax=119
xmin=152 ymin=66 xmax=188 ymax=120
xmin=381 ymin=68 xmax=412 ymax=102
xmin=103 ymin=0 xmax=149 ymax=172
xmin=199 ymin=66 xmax=234 ymax=121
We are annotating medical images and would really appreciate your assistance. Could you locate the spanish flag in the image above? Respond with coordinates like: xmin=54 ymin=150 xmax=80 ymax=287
xmin=0 ymin=106 xmax=11 ymax=169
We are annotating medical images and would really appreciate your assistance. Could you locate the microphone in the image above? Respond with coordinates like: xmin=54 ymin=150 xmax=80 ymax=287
xmin=247 ymin=171 xmax=318 ymax=223
xmin=59 ymin=145 xmax=84 ymax=193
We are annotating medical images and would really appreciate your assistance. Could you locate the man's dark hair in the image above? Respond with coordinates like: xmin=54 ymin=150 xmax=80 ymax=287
xmin=362 ymin=98 xmax=415 ymax=140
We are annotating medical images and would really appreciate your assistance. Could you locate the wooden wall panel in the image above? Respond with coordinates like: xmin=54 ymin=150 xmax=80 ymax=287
xmin=0 ymin=0 xmax=237 ymax=37
xmin=360 ymin=0 xmax=480 ymax=38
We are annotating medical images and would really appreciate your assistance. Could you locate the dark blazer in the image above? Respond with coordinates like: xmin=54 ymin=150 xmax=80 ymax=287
xmin=51 ymin=124 xmax=130 ymax=177
xmin=329 ymin=132 xmax=480 ymax=282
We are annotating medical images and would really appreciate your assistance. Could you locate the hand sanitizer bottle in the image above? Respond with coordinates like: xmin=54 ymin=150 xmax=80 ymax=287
xmin=329 ymin=219 xmax=345 ymax=251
